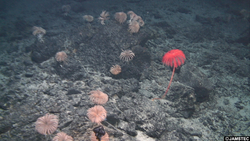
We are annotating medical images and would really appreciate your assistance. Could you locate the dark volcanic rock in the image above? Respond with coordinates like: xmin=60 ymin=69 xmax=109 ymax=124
xmin=116 ymin=93 xmax=167 ymax=138
xmin=52 ymin=57 xmax=89 ymax=80
xmin=76 ymin=21 xmax=154 ymax=79
xmin=30 ymin=39 xmax=59 ymax=63
xmin=179 ymin=64 xmax=213 ymax=103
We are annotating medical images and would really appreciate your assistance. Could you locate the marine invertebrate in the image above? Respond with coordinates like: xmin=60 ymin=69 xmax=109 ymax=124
xmin=110 ymin=65 xmax=121 ymax=75
xmin=240 ymin=9 xmax=250 ymax=20
xmin=114 ymin=12 xmax=127 ymax=24
xmin=152 ymin=49 xmax=186 ymax=101
xmin=62 ymin=5 xmax=71 ymax=16
xmin=127 ymin=11 xmax=137 ymax=22
xmin=98 ymin=11 xmax=109 ymax=25
xmin=128 ymin=20 xmax=140 ymax=33
xmin=87 ymin=105 xmax=107 ymax=124
xmin=128 ymin=11 xmax=144 ymax=26
xmin=55 ymin=51 xmax=67 ymax=62
xmin=127 ymin=11 xmax=144 ymax=33
xmin=89 ymin=90 xmax=108 ymax=105
xmin=32 ymin=26 xmax=46 ymax=43
xmin=83 ymin=15 xmax=94 ymax=22
xmin=35 ymin=113 xmax=58 ymax=135
xmin=90 ymin=126 xmax=109 ymax=141
xmin=52 ymin=132 xmax=73 ymax=141
xmin=119 ymin=50 xmax=135 ymax=62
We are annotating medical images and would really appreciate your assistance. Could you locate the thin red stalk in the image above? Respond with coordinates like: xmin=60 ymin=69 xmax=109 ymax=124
xmin=161 ymin=67 xmax=175 ymax=99
xmin=152 ymin=67 xmax=176 ymax=101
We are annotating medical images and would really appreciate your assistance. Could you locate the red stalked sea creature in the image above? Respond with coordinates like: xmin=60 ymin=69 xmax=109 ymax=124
xmin=152 ymin=49 xmax=186 ymax=101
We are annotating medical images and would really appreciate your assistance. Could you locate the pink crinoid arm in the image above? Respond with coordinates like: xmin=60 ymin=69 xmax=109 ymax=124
xmin=152 ymin=49 xmax=186 ymax=101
